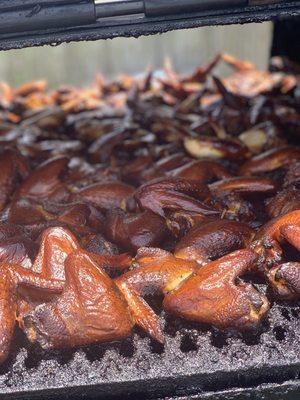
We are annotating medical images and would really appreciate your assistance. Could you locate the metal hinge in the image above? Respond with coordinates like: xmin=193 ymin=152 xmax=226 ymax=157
xmin=95 ymin=0 xmax=285 ymax=18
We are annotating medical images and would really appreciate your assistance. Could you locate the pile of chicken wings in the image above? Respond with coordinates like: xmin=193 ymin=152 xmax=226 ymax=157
xmin=0 ymin=54 xmax=299 ymax=364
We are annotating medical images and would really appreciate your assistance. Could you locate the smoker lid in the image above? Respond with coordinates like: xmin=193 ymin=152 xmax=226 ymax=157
xmin=0 ymin=1 xmax=299 ymax=51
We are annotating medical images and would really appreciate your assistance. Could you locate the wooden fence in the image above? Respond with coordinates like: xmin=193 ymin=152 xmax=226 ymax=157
xmin=0 ymin=22 xmax=272 ymax=88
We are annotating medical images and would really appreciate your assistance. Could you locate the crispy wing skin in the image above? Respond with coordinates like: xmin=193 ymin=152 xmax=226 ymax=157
xmin=240 ymin=147 xmax=300 ymax=175
xmin=0 ymin=263 xmax=63 ymax=364
xmin=83 ymin=233 xmax=119 ymax=256
xmin=212 ymin=193 xmax=256 ymax=222
xmin=121 ymin=155 xmax=154 ymax=185
xmin=115 ymin=248 xmax=198 ymax=343
xmin=209 ymin=177 xmax=276 ymax=223
xmin=269 ymin=263 xmax=300 ymax=300
xmin=268 ymin=224 xmax=300 ymax=300
xmin=163 ymin=250 xmax=269 ymax=331
xmin=17 ymin=227 xmax=81 ymax=317
xmin=56 ymin=203 xmax=93 ymax=235
xmin=209 ymin=177 xmax=277 ymax=197
xmin=32 ymin=227 xmax=80 ymax=280
xmin=0 ymin=265 xmax=18 ymax=364
xmin=8 ymin=198 xmax=53 ymax=225
xmin=142 ymin=153 xmax=190 ymax=182
xmin=17 ymin=156 xmax=69 ymax=202
xmin=175 ymin=219 xmax=254 ymax=264
xmin=266 ymin=188 xmax=300 ymax=218
xmin=0 ymin=224 xmax=24 ymax=240
xmin=0 ymin=223 xmax=36 ymax=268
xmin=252 ymin=210 xmax=300 ymax=270
xmin=22 ymin=250 xmax=133 ymax=349
xmin=284 ymin=162 xmax=300 ymax=187
xmin=0 ymin=150 xmax=30 ymax=211
xmin=254 ymin=211 xmax=300 ymax=243
xmin=72 ymin=181 xmax=135 ymax=210
xmin=169 ymin=160 xmax=232 ymax=184
xmin=134 ymin=178 xmax=218 ymax=218
xmin=280 ymin=224 xmax=300 ymax=250
xmin=105 ymin=209 xmax=169 ymax=253
xmin=0 ymin=237 xmax=37 ymax=269
xmin=166 ymin=210 xmax=209 ymax=237
xmin=88 ymin=252 xmax=132 ymax=274
xmin=9 ymin=199 xmax=103 ymax=237
xmin=18 ymin=225 xmax=129 ymax=299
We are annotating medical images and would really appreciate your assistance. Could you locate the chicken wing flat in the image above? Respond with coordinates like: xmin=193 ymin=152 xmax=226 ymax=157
xmin=22 ymin=250 xmax=133 ymax=349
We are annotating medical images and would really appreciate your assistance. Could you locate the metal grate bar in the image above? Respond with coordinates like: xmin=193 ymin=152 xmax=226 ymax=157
xmin=0 ymin=302 xmax=299 ymax=399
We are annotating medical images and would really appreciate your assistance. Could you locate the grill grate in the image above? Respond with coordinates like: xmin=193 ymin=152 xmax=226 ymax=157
xmin=0 ymin=299 xmax=299 ymax=399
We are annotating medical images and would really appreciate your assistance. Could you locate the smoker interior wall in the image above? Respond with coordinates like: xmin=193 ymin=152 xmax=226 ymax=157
xmin=0 ymin=23 xmax=271 ymax=88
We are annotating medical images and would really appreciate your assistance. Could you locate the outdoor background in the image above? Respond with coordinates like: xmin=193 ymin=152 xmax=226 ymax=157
xmin=0 ymin=22 xmax=272 ymax=87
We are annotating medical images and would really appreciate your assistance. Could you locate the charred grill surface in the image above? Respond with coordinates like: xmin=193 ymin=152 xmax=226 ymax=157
xmin=0 ymin=302 xmax=299 ymax=399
